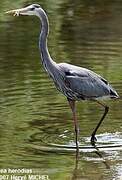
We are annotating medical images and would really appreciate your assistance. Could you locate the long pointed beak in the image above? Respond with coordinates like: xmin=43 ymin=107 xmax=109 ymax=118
xmin=5 ymin=7 xmax=28 ymax=16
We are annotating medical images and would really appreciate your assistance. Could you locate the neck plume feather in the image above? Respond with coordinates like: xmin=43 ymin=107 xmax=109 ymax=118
xmin=38 ymin=8 xmax=56 ymax=76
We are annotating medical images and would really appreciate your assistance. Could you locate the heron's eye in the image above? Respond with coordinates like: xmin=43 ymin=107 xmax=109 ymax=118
xmin=30 ymin=7 xmax=35 ymax=11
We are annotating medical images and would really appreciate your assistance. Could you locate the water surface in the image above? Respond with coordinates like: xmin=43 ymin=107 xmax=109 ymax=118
xmin=0 ymin=0 xmax=122 ymax=179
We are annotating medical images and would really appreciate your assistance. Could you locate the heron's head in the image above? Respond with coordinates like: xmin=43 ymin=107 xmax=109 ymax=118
xmin=5 ymin=4 xmax=41 ymax=17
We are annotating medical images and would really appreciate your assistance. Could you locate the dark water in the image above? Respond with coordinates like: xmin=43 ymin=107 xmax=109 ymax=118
xmin=0 ymin=0 xmax=122 ymax=179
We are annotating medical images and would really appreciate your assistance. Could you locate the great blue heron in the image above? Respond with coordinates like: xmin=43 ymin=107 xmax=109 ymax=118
xmin=6 ymin=4 xmax=119 ymax=150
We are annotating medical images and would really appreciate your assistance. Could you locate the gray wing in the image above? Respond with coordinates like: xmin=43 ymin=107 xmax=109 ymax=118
xmin=58 ymin=63 xmax=117 ymax=99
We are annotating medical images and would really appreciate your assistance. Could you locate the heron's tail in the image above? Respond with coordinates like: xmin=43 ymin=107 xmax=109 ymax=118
xmin=109 ymin=86 xmax=119 ymax=99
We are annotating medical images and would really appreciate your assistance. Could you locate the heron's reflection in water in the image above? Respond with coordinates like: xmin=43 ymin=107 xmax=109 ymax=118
xmin=71 ymin=145 xmax=110 ymax=180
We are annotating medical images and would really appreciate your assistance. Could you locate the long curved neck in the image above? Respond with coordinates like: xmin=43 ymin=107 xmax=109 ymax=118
xmin=38 ymin=8 xmax=56 ymax=74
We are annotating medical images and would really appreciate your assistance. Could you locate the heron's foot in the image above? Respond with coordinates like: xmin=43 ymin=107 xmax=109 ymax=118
xmin=90 ymin=135 xmax=97 ymax=145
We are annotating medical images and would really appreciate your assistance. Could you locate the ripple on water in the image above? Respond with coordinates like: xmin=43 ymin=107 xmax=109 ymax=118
xmin=28 ymin=118 xmax=122 ymax=153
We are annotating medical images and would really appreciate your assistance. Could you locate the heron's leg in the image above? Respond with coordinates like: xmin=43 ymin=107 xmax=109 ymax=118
xmin=68 ymin=99 xmax=79 ymax=150
xmin=91 ymin=101 xmax=109 ymax=145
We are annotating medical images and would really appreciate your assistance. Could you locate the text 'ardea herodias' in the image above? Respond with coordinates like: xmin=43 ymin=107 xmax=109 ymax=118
xmin=6 ymin=4 xmax=119 ymax=150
